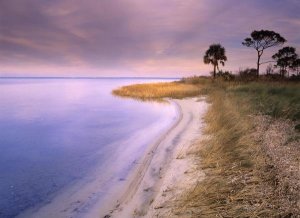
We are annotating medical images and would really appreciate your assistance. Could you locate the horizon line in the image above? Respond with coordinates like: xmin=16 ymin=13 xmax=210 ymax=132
xmin=0 ymin=76 xmax=182 ymax=79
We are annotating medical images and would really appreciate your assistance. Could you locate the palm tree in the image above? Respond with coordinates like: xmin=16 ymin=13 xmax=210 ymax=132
xmin=204 ymin=44 xmax=227 ymax=78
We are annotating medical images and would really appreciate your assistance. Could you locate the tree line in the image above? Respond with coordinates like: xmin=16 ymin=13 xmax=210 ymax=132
xmin=203 ymin=29 xmax=300 ymax=80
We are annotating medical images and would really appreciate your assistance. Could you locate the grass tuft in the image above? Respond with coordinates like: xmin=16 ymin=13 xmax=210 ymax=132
xmin=112 ymin=81 xmax=203 ymax=101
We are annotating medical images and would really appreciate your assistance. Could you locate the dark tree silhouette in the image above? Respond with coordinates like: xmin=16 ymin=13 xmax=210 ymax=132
xmin=272 ymin=46 xmax=298 ymax=77
xmin=292 ymin=58 xmax=300 ymax=76
xmin=265 ymin=64 xmax=274 ymax=75
xmin=203 ymin=44 xmax=227 ymax=78
xmin=242 ymin=30 xmax=286 ymax=77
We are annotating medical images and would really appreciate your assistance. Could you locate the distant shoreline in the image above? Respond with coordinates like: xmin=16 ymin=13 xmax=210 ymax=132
xmin=0 ymin=76 xmax=181 ymax=80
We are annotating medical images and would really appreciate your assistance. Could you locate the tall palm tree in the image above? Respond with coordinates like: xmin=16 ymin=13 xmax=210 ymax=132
xmin=203 ymin=44 xmax=227 ymax=78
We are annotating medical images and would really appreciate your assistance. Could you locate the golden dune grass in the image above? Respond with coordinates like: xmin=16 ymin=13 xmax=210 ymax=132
xmin=112 ymin=82 xmax=202 ymax=100
xmin=176 ymin=90 xmax=274 ymax=217
xmin=175 ymin=83 xmax=299 ymax=217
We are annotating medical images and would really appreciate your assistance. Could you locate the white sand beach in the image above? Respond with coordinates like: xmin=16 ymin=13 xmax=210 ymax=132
xmin=102 ymin=98 xmax=209 ymax=218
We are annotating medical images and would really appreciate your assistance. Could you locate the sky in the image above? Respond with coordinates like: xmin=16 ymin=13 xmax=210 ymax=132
xmin=0 ymin=0 xmax=300 ymax=77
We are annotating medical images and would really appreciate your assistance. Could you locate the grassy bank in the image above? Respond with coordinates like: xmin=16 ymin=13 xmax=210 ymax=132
xmin=112 ymin=81 xmax=204 ymax=100
xmin=180 ymin=79 xmax=300 ymax=216
xmin=113 ymin=78 xmax=300 ymax=217
xmin=229 ymin=82 xmax=300 ymax=121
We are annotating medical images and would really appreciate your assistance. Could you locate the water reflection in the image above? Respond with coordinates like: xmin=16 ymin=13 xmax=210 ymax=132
xmin=0 ymin=78 xmax=177 ymax=217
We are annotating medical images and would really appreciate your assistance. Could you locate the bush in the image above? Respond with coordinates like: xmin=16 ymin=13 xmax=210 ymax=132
xmin=237 ymin=68 xmax=257 ymax=81
xmin=262 ymin=73 xmax=285 ymax=81
xmin=289 ymin=74 xmax=300 ymax=81
xmin=216 ymin=70 xmax=235 ymax=81
xmin=180 ymin=76 xmax=210 ymax=84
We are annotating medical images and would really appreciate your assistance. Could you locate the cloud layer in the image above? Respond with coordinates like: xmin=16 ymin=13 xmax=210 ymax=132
xmin=1 ymin=0 xmax=300 ymax=76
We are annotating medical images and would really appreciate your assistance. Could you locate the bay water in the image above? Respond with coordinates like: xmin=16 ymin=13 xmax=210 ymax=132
xmin=0 ymin=78 xmax=178 ymax=217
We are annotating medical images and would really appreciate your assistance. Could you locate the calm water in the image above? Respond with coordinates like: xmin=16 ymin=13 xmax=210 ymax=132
xmin=0 ymin=78 xmax=178 ymax=217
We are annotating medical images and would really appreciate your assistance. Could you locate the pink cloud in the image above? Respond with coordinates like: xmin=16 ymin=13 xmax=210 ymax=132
xmin=0 ymin=0 xmax=299 ymax=76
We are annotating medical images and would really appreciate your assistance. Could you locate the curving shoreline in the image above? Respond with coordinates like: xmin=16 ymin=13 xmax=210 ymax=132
xmin=103 ymin=97 xmax=208 ymax=218
xmin=16 ymin=81 xmax=179 ymax=218
xmin=93 ymin=100 xmax=183 ymax=218
xmin=17 ymin=96 xmax=208 ymax=218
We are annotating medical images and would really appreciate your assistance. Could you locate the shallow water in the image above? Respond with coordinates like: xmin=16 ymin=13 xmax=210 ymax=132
xmin=0 ymin=78 xmax=178 ymax=218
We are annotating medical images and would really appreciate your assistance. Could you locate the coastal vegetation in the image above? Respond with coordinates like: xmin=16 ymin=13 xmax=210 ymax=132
xmin=272 ymin=46 xmax=300 ymax=78
xmin=203 ymin=30 xmax=300 ymax=81
xmin=113 ymin=78 xmax=300 ymax=216
xmin=112 ymin=82 xmax=204 ymax=101
xmin=178 ymin=78 xmax=300 ymax=217
xmin=242 ymin=30 xmax=286 ymax=76
xmin=113 ymin=29 xmax=300 ymax=216
xmin=203 ymin=44 xmax=227 ymax=78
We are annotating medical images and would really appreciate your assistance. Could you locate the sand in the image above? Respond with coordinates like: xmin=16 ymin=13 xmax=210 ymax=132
xmin=103 ymin=97 xmax=208 ymax=218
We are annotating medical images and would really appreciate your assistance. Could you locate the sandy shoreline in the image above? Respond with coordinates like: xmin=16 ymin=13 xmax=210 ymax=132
xmin=103 ymin=97 xmax=208 ymax=218
xmin=18 ymin=97 xmax=208 ymax=218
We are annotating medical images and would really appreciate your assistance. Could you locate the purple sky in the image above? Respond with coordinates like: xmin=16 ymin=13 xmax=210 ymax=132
xmin=1 ymin=0 xmax=300 ymax=77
